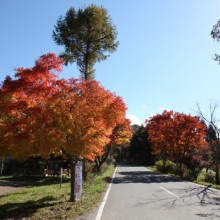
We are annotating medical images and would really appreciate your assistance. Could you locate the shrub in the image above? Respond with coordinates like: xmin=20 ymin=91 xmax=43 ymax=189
xmin=155 ymin=160 xmax=176 ymax=173
xmin=180 ymin=155 xmax=207 ymax=180
xmin=106 ymin=157 xmax=115 ymax=165
xmin=182 ymin=168 xmax=195 ymax=181
xmin=204 ymin=171 xmax=216 ymax=183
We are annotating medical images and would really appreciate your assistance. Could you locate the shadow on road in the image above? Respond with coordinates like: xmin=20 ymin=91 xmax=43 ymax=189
xmin=106 ymin=165 xmax=220 ymax=219
xmin=112 ymin=170 xmax=183 ymax=184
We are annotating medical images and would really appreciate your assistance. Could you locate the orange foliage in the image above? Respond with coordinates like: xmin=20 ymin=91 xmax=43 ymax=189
xmin=0 ymin=53 xmax=127 ymax=161
xmin=109 ymin=119 xmax=132 ymax=146
xmin=146 ymin=111 xmax=207 ymax=163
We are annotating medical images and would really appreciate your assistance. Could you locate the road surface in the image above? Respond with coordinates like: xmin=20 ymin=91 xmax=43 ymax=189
xmin=95 ymin=164 xmax=220 ymax=220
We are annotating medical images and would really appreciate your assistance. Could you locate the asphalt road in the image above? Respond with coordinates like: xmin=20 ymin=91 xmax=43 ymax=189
xmin=97 ymin=164 xmax=220 ymax=220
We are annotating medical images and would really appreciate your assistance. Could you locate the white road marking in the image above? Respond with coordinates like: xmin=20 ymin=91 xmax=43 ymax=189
xmin=159 ymin=186 xmax=179 ymax=199
xmin=95 ymin=167 xmax=117 ymax=220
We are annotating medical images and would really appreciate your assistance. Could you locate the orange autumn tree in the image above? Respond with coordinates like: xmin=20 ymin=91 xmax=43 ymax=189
xmin=94 ymin=118 xmax=132 ymax=171
xmin=0 ymin=53 xmax=127 ymax=201
xmin=146 ymin=111 xmax=208 ymax=171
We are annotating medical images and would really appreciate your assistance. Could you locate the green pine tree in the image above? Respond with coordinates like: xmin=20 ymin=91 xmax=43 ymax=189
xmin=53 ymin=5 xmax=119 ymax=79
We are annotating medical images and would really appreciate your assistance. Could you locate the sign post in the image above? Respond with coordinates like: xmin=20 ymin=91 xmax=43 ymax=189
xmin=74 ymin=160 xmax=83 ymax=200
xmin=60 ymin=167 xmax=63 ymax=189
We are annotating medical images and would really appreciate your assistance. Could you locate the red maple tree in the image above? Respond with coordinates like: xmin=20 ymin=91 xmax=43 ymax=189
xmin=146 ymin=111 xmax=208 ymax=169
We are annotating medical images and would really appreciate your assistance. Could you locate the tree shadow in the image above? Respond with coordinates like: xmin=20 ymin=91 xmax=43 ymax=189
xmin=0 ymin=191 xmax=28 ymax=199
xmin=0 ymin=176 xmax=70 ymax=188
xmin=160 ymin=185 xmax=220 ymax=218
xmin=134 ymin=185 xmax=220 ymax=219
xmin=0 ymin=196 xmax=59 ymax=220
xmin=110 ymin=168 xmax=220 ymax=219
xmin=112 ymin=170 xmax=183 ymax=184
xmin=103 ymin=176 xmax=111 ymax=183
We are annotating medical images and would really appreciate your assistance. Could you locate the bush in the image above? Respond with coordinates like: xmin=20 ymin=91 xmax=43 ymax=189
xmin=155 ymin=160 xmax=176 ymax=173
xmin=204 ymin=171 xmax=216 ymax=183
xmin=175 ymin=165 xmax=201 ymax=181
xmin=106 ymin=157 xmax=115 ymax=165
xmin=182 ymin=168 xmax=195 ymax=181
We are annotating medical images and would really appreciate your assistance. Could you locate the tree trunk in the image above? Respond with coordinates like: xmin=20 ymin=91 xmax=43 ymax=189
xmin=82 ymin=158 xmax=87 ymax=181
xmin=93 ymin=157 xmax=101 ymax=172
xmin=93 ymin=147 xmax=111 ymax=172
xmin=84 ymin=40 xmax=90 ymax=79
xmin=215 ymin=162 xmax=219 ymax=184
xmin=162 ymin=159 xmax=166 ymax=172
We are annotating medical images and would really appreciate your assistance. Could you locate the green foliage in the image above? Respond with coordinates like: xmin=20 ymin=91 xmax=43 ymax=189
xmin=129 ymin=126 xmax=154 ymax=165
xmin=182 ymin=167 xmax=196 ymax=181
xmin=154 ymin=160 xmax=212 ymax=182
xmin=204 ymin=171 xmax=216 ymax=183
xmin=155 ymin=160 xmax=176 ymax=173
xmin=23 ymin=157 xmax=46 ymax=176
xmin=155 ymin=160 xmax=164 ymax=172
xmin=53 ymin=5 xmax=119 ymax=79
xmin=196 ymin=169 xmax=220 ymax=189
xmin=106 ymin=157 xmax=115 ymax=165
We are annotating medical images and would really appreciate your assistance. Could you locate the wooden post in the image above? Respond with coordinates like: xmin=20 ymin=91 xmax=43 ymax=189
xmin=60 ymin=167 xmax=63 ymax=189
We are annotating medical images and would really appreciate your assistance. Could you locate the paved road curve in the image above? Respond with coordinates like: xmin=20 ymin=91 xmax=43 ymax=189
xmin=98 ymin=164 xmax=220 ymax=220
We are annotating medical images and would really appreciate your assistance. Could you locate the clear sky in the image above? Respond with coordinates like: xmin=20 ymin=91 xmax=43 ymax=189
xmin=1 ymin=0 xmax=220 ymax=125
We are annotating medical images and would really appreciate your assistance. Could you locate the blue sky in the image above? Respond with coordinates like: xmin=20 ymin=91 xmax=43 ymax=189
xmin=1 ymin=0 xmax=220 ymax=125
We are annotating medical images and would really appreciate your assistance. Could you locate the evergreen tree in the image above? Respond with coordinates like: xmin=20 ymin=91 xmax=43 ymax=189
xmin=129 ymin=126 xmax=154 ymax=165
xmin=53 ymin=5 xmax=119 ymax=79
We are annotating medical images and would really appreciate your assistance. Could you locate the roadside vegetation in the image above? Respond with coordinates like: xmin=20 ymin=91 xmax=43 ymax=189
xmin=0 ymin=165 xmax=115 ymax=220
xmin=148 ymin=161 xmax=220 ymax=190
xmin=128 ymin=115 xmax=220 ymax=190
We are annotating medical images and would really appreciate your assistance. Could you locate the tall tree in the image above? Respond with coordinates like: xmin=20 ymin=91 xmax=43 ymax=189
xmin=0 ymin=53 xmax=127 ymax=201
xmin=197 ymin=102 xmax=220 ymax=184
xmin=53 ymin=5 xmax=119 ymax=79
xmin=129 ymin=126 xmax=154 ymax=165
xmin=205 ymin=124 xmax=217 ymax=170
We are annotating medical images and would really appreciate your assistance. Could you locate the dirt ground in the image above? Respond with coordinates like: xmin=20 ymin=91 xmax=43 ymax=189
xmin=0 ymin=180 xmax=26 ymax=197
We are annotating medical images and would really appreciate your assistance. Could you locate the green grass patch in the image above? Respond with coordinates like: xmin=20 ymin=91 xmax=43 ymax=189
xmin=147 ymin=165 xmax=157 ymax=172
xmin=193 ymin=180 xmax=220 ymax=190
xmin=0 ymin=165 xmax=115 ymax=220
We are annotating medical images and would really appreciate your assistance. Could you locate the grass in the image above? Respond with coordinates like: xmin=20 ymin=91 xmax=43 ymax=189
xmin=147 ymin=165 xmax=157 ymax=172
xmin=0 ymin=164 xmax=115 ymax=220
xmin=147 ymin=165 xmax=220 ymax=190
xmin=195 ymin=169 xmax=220 ymax=190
